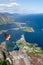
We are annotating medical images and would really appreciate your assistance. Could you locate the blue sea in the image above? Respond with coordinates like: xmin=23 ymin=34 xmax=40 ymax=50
xmin=0 ymin=14 xmax=43 ymax=49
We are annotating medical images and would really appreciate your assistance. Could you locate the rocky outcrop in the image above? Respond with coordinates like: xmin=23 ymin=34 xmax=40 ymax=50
xmin=0 ymin=36 xmax=43 ymax=65
xmin=27 ymin=52 xmax=43 ymax=65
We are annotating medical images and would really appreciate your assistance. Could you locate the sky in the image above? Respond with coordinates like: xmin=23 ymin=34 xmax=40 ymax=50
xmin=0 ymin=0 xmax=43 ymax=14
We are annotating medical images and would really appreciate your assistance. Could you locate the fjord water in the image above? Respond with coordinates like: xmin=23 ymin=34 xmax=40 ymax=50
xmin=0 ymin=14 xmax=43 ymax=49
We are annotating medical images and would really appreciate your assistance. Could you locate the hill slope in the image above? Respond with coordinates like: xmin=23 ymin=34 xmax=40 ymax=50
xmin=0 ymin=14 xmax=14 ymax=25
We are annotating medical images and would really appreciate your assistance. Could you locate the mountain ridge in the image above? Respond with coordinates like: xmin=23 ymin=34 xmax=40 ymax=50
xmin=0 ymin=13 xmax=14 ymax=25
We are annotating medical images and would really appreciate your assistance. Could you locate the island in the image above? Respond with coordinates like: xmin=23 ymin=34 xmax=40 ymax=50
xmin=14 ymin=22 xmax=26 ymax=27
xmin=22 ymin=26 xmax=34 ymax=32
xmin=0 ymin=28 xmax=20 ymax=34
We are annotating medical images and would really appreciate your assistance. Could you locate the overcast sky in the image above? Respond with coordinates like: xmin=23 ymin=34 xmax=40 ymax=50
xmin=0 ymin=0 xmax=43 ymax=14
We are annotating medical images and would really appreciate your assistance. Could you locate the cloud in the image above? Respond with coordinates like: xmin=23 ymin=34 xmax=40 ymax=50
xmin=0 ymin=2 xmax=19 ymax=7
xmin=6 ymin=2 xmax=19 ymax=7
xmin=0 ymin=2 xmax=29 ymax=14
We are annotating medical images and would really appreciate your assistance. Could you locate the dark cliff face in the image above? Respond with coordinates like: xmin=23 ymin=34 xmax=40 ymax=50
xmin=0 ymin=14 xmax=14 ymax=25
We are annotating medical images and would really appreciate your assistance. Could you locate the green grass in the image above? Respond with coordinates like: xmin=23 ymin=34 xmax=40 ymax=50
xmin=0 ymin=60 xmax=10 ymax=65
xmin=34 ymin=50 xmax=43 ymax=54
xmin=17 ymin=43 xmax=24 ymax=49
xmin=27 ymin=43 xmax=33 ymax=48
xmin=17 ymin=42 xmax=43 ymax=54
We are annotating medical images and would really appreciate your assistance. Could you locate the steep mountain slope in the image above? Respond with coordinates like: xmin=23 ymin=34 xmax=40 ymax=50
xmin=0 ymin=14 xmax=14 ymax=25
